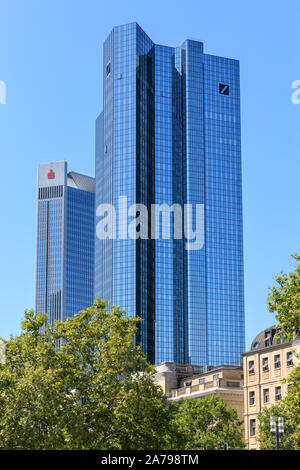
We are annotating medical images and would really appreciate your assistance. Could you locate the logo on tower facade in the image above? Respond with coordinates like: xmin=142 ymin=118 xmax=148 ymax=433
xmin=219 ymin=83 xmax=230 ymax=96
xmin=48 ymin=169 xmax=55 ymax=180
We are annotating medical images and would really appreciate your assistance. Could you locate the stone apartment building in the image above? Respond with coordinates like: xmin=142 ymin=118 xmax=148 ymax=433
xmin=242 ymin=326 xmax=299 ymax=449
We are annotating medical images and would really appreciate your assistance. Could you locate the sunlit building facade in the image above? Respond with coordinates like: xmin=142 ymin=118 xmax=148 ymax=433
xmin=35 ymin=161 xmax=95 ymax=325
xmin=243 ymin=326 xmax=300 ymax=449
xmin=95 ymin=23 xmax=245 ymax=365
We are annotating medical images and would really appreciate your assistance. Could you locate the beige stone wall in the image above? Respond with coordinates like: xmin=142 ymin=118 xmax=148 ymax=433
xmin=155 ymin=372 xmax=177 ymax=397
xmin=218 ymin=390 xmax=244 ymax=422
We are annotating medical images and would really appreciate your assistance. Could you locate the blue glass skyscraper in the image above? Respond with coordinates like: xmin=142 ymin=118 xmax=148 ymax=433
xmin=95 ymin=23 xmax=245 ymax=366
xmin=35 ymin=161 xmax=95 ymax=325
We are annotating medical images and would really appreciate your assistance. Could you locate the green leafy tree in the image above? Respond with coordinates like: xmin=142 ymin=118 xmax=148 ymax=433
xmin=0 ymin=299 xmax=180 ymax=450
xmin=268 ymin=254 xmax=300 ymax=400
xmin=269 ymin=255 xmax=300 ymax=395
xmin=171 ymin=395 xmax=245 ymax=450
xmin=267 ymin=254 xmax=300 ymax=341
xmin=257 ymin=397 xmax=300 ymax=450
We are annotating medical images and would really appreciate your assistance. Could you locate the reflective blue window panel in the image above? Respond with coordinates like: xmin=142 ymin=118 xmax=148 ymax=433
xmin=36 ymin=163 xmax=95 ymax=327
xmin=65 ymin=186 xmax=94 ymax=318
xmin=95 ymin=23 xmax=245 ymax=366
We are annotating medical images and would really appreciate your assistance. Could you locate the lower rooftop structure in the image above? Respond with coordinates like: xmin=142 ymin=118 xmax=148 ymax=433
xmin=155 ymin=362 xmax=244 ymax=422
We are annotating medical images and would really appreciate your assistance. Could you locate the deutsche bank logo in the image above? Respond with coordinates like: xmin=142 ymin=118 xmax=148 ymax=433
xmin=219 ymin=83 xmax=230 ymax=96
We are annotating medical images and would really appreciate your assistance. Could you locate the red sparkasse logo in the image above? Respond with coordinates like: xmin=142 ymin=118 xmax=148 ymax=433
xmin=48 ymin=169 xmax=55 ymax=180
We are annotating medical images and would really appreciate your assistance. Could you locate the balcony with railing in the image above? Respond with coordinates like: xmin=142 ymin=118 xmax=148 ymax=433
xmin=170 ymin=378 xmax=242 ymax=399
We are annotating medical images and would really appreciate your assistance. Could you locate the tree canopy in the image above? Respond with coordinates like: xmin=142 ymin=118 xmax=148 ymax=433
xmin=0 ymin=299 xmax=250 ymax=450
xmin=268 ymin=254 xmax=300 ymax=341
xmin=171 ymin=395 xmax=245 ymax=450
xmin=258 ymin=396 xmax=300 ymax=450
xmin=0 ymin=300 xmax=178 ymax=450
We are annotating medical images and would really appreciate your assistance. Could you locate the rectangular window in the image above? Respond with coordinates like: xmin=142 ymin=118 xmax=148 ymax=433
xmin=249 ymin=361 xmax=255 ymax=375
xmin=265 ymin=330 xmax=272 ymax=347
xmin=287 ymin=351 xmax=293 ymax=367
xmin=250 ymin=419 xmax=256 ymax=436
xmin=274 ymin=354 xmax=281 ymax=369
xmin=263 ymin=388 xmax=269 ymax=403
xmin=262 ymin=357 xmax=269 ymax=372
xmin=213 ymin=374 xmax=220 ymax=380
xmin=249 ymin=391 xmax=255 ymax=406
xmin=199 ymin=378 xmax=205 ymax=384
xmin=275 ymin=386 xmax=282 ymax=401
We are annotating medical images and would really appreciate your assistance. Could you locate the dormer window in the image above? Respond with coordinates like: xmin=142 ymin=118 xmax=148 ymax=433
xmin=265 ymin=330 xmax=272 ymax=347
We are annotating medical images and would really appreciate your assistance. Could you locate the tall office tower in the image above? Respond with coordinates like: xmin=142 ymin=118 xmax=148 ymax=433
xmin=35 ymin=161 xmax=95 ymax=325
xmin=95 ymin=23 xmax=245 ymax=366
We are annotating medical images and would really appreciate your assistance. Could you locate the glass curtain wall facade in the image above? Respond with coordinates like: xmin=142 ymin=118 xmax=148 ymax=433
xmin=36 ymin=162 xmax=95 ymax=326
xmin=95 ymin=23 xmax=245 ymax=366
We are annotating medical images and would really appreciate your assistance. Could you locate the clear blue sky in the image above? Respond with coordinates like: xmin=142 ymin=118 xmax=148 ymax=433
xmin=0 ymin=0 xmax=299 ymax=349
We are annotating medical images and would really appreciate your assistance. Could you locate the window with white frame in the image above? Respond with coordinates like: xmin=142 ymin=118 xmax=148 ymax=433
xmin=250 ymin=419 xmax=256 ymax=436
xmin=275 ymin=386 xmax=282 ymax=401
xmin=263 ymin=388 xmax=269 ymax=403
xmin=287 ymin=351 xmax=293 ymax=367
xmin=262 ymin=357 xmax=269 ymax=372
xmin=249 ymin=360 xmax=255 ymax=375
xmin=265 ymin=330 xmax=272 ymax=347
xmin=274 ymin=354 xmax=281 ymax=369
xmin=249 ymin=391 xmax=255 ymax=406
